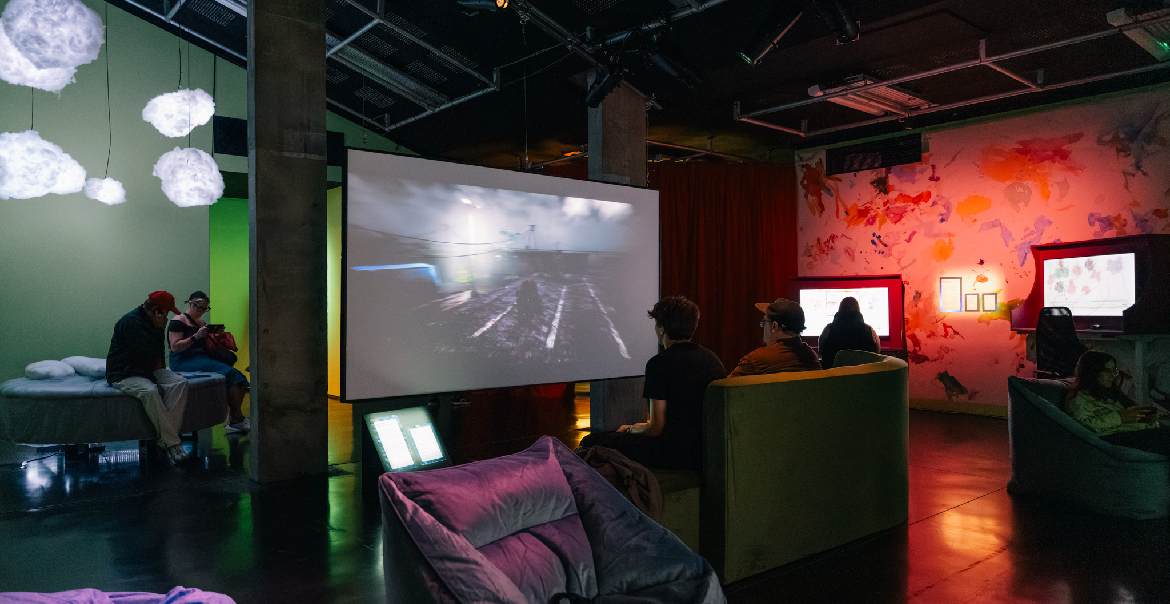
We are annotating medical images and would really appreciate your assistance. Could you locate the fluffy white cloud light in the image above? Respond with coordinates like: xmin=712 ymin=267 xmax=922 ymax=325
xmin=0 ymin=0 xmax=104 ymax=92
xmin=152 ymin=147 xmax=224 ymax=207
xmin=85 ymin=177 xmax=126 ymax=205
xmin=0 ymin=130 xmax=86 ymax=200
xmin=142 ymin=89 xmax=216 ymax=138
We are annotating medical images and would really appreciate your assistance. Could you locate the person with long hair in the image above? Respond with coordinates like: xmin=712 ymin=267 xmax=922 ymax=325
xmin=169 ymin=291 xmax=250 ymax=433
xmin=817 ymin=296 xmax=880 ymax=370
xmin=1067 ymin=350 xmax=1170 ymax=455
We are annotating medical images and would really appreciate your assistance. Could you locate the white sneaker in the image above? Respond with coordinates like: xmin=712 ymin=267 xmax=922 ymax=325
xmin=225 ymin=418 xmax=251 ymax=433
xmin=167 ymin=444 xmax=191 ymax=464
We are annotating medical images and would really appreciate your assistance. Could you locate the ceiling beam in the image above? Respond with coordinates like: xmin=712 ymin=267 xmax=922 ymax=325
xmin=208 ymin=0 xmax=247 ymax=18
xmin=164 ymin=0 xmax=186 ymax=22
xmin=603 ymin=0 xmax=733 ymax=46
xmin=740 ymin=12 xmax=1170 ymax=119
xmin=337 ymin=0 xmax=496 ymax=88
xmin=122 ymin=0 xmax=246 ymax=61
xmin=384 ymin=70 xmax=501 ymax=130
xmin=327 ymin=19 xmax=378 ymax=58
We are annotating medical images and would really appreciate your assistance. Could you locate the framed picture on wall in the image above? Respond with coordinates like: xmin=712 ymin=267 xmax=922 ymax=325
xmin=983 ymin=293 xmax=998 ymax=313
xmin=939 ymin=277 xmax=962 ymax=312
xmin=964 ymin=293 xmax=980 ymax=312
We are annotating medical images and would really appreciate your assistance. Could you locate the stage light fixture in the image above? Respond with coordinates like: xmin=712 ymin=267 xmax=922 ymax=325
xmin=142 ymin=89 xmax=216 ymax=138
xmin=1107 ymin=7 xmax=1170 ymax=61
xmin=809 ymin=75 xmax=929 ymax=116
xmin=455 ymin=0 xmax=508 ymax=12
xmin=739 ymin=3 xmax=802 ymax=65
xmin=585 ymin=64 xmax=625 ymax=108
xmin=84 ymin=177 xmax=126 ymax=205
xmin=0 ymin=0 xmax=104 ymax=92
xmin=648 ymin=33 xmax=702 ymax=88
xmin=153 ymin=147 xmax=224 ymax=207
xmin=811 ymin=0 xmax=859 ymax=44
xmin=0 ymin=130 xmax=86 ymax=200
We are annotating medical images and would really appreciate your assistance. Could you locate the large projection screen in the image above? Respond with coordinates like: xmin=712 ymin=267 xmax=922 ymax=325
xmin=344 ymin=150 xmax=660 ymax=401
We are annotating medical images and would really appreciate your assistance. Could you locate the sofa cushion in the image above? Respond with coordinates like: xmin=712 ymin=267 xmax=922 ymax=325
xmin=478 ymin=513 xmax=594 ymax=604
xmin=1013 ymin=377 xmax=1074 ymax=412
xmin=24 ymin=361 xmax=75 ymax=380
xmin=388 ymin=440 xmax=579 ymax=548
xmin=61 ymin=356 xmax=106 ymax=378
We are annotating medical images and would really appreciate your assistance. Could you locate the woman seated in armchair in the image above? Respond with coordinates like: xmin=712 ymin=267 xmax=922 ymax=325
xmin=1067 ymin=350 xmax=1169 ymax=455
xmin=169 ymin=291 xmax=250 ymax=433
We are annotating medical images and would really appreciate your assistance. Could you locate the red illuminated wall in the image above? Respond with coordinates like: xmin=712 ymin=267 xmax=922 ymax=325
xmin=796 ymin=84 xmax=1170 ymax=409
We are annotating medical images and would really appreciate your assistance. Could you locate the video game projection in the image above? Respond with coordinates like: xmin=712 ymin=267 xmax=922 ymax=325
xmin=344 ymin=150 xmax=660 ymax=401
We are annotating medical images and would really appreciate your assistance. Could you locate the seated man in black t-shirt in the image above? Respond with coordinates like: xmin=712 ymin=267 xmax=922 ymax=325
xmin=579 ymin=296 xmax=726 ymax=470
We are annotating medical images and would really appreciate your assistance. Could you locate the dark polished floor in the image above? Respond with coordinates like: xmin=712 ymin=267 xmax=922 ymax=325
xmin=1 ymin=399 xmax=1166 ymax=603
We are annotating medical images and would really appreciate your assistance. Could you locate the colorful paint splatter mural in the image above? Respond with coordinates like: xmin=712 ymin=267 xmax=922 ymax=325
xmin=797 ymin=86 xmax=1170 ymax=407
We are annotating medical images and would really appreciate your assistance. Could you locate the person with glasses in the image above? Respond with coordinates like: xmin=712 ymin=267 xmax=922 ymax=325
xmin=579 ymin=296 xmax=725 ymax=470
xmin=727 ymin=298 xmax=821 ymax=377
xmin=168 ymin=291 xmax=250 ymax=433
xmin=1067 ymin=350 xmax=1170 ymax=455
xmin=106 ymin=291 xmax=192 ymax=464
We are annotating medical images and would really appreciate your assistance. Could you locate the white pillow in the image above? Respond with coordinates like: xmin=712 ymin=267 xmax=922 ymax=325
xmin=25 ymin=360 xmax=76 ymax=380
xmin=61 ymin=356 xmax=106 ymax=378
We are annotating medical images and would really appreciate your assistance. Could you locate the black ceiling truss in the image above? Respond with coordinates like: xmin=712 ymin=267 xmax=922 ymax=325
xmin=108 ymin=0 xmax=725 ymax=139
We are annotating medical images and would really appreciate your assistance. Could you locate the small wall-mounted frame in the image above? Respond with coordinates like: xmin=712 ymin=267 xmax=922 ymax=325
xmin=982 ymin=293 xmax=998 ymax=313
xmin=964 ymin=293 xmax=980 ymax=312
xmin=939 ymin=277 xmax=963 ymax=312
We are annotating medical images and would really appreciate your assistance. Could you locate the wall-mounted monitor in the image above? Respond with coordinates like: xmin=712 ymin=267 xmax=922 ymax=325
xmin=1042 ymin=253 xmax=1135 ymax=317
xmin=344 ymin=150 xmax=660 ymax=401
xmin=791 ymin=275 xmax=905 ymax=350
xmin=1013 ymin=235 xmax=1170 ymax=333
xmin=364 ymin=407 xmax=450 ymax=473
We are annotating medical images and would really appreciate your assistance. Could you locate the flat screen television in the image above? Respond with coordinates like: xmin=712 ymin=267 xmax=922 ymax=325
xmin=1013 ymin=235 xmax=1170 ymax=333
xmin=344 ymin=149 xmax=660 ymax=401
xmin=790 ymin=275 xmax=905 ymax=350
xmin=364 ymin=407 xmax=451 ymax=473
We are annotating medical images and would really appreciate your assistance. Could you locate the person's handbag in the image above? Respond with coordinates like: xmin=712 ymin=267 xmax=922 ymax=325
xmin=203 ymin=330 xmax=239 ymax=366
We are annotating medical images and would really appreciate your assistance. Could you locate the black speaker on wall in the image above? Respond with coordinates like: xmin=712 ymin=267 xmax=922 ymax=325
xmin=826 ymin=133 xmax=922 ymax=175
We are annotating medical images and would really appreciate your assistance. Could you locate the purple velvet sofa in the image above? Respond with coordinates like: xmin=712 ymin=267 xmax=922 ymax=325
xmin=0 ymin=586 xmax=235 ymax=604
xmin=379 ymin=436 xmax=726 ymax=604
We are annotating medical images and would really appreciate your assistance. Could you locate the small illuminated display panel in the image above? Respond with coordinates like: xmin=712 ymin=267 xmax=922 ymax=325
xmin=1043 ymin=252 xmax=1136 ymax=317
xmin=364 ymin=407 xmax=450 ymax=473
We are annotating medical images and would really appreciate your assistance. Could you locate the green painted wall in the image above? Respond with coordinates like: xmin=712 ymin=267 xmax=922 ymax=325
xmin=208 ymin=198 xmax=250 ymax=381
xmin=0 ymin=0 xmax=220 ymax=381
xmin=0 ymin=0 xmax=409 ymax=381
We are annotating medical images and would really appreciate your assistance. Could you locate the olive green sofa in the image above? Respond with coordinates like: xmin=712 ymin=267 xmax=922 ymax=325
xmin=656 ymin=350 xmax=909 ymax=584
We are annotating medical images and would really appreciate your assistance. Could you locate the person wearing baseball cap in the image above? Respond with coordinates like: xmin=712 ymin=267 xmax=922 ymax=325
xmin=106 ymin=291 xmax=192 ymax=464
xmin=727 ymin=297 xmax=821 ymax=377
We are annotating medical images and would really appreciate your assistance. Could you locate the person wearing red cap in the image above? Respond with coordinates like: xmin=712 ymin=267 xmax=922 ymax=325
xmin=106 ymin=291 xmax=192 ymax=464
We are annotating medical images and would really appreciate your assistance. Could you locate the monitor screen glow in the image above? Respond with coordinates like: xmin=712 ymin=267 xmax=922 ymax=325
xmin=364 ymin=407 xmax=450 ymax=473
xmin=1043 ymin=252 xmax=1136 ymax=316
xmin=799 ymin=287 xmax=890 ymax=337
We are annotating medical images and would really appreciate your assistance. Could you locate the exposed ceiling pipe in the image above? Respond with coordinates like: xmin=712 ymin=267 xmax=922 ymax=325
xmin=164 ymin=0 xmax=187 ymax=22
xmin=603 ymin=0 xmax=733 ymax=46
xmin=327 ymin=20 xmax=379 ymax=58
xmin=740 ymin=11 xmax=1170 ymax=120
xmin=809 ymin=0 xmax=859 ymax=43
xmin=743 ymin=60 xmax=1170 ymax=138
xmin=384 ymin=70 xmax=501 ymax=130
xmin=121 ymin=0 xmax=246 ymax=61
xmin=208 ymin=0 xmax=246 ymax=18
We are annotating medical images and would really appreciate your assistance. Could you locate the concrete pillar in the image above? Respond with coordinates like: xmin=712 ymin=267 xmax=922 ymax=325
xmin=247 ymin=0 xmax=328 ymax=482
xmin=587 ymin=75 xmax=648 ymax=430
xmin=587 ymin=79 xmax=647 ymax=187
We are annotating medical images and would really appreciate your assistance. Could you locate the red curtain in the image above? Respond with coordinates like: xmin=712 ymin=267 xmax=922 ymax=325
xmin=539 ymin=160 xmax=799 ymax=370
xmin=649 ymin=162 xmax=797 ymax=369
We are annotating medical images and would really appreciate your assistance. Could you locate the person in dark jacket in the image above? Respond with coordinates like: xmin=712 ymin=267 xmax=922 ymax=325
xmin=579 ymin=296 xmax=726 ymax=470
xmin=106 ymin=291 xmax=191 ymax=463
xmin=817 ymin=297 xmax=881 ymax=369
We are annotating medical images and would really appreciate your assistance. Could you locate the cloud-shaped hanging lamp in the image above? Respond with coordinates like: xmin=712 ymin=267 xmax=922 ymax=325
xmin=0 ymin=0 xmax=104 ymax=92
xmin=153 ymin=147 xmax=224 ymax=207
xmin=85 ymin=177 xmax=126 ymax=205
xmin=0 ymin=130 xmax=86 ymax=200
xmin=142 ymin=89 xmax=215 ymax=138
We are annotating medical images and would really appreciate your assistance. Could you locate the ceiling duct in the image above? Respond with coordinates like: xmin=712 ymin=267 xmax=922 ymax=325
xmin=739 ymin=3 xmax=802 ymax=65
xmin=1107 ymin=6 xmax=1170 ymax=61
xmin=808 ymin=74 xmax=930 ymax=116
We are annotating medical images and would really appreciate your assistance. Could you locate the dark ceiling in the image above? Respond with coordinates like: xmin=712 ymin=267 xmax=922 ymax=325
xmin=111 ymin=0 xmax=1170 ymax=168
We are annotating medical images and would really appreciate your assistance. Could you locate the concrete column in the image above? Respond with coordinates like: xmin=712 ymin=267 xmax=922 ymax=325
xmin=247 ymin=0 xmax=328 ymax=482
xmin=587 ymin=79 xmax=647 ymax=187
xmin=587 ymin=75 xmax=648 ymax=430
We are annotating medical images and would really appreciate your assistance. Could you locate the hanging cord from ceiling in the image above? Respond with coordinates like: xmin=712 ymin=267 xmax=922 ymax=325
xmin=104 ymin=1 xmax=112 ymax=177
xmin=501 ymin=49 xmax=573 ymax=88
xmin=522 ymin=18 xmax=529 ymax=170
xmin=30 ymin=88 xmax=33 ymax=130
xmin=185 ymin=8 xmax=192 ymax=150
